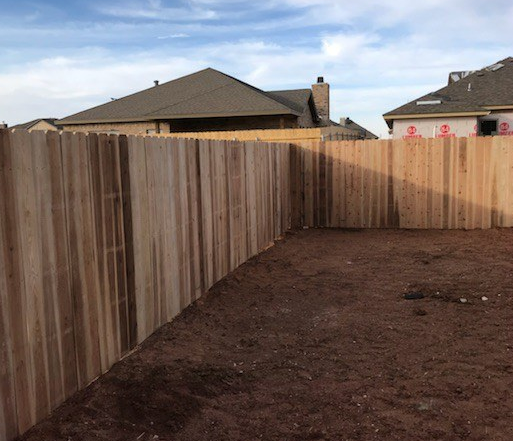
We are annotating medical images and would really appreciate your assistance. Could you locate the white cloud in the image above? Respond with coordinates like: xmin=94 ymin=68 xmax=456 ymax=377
xmin=0 ymin=51 xmax=208 ymax=124
xmin=2 ymin=0 xmax=513 ymax=136
xmin=321 ymin=33 xmax=379 ymax=58
xmin=96 ymin=0 xmax=217 ymax=21
xmin=157 ymin=33 xmax=189 ymax=39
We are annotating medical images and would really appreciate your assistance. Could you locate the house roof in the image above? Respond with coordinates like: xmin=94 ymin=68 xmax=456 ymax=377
xmin=384 ymin=57 xmax=513 ymax=123
xmin=265 ymin=89 xmax=313 ymax=114
xmin=57 ymin=68 xmax=313 ymax=125
xmin=11 ymin=118 xmax=61 ymax=130
xmin=338 ymin=117 xmax=379 ymax=139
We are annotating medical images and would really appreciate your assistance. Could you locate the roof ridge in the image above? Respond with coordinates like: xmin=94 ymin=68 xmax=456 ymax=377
xmin=58 ymin=67 xmax=299 ymax=124
xmin=145 ymin=82 xmax=238 ymax=117
xmin=145 ymin=70 xmax=299 ymax=117
xmin=207 ymin=69 xmax=300 ymax=113
xmin=57 ymin=68 xmax=214 ymax=123
xmin=267 ymin=88 xmax=311 ymax=93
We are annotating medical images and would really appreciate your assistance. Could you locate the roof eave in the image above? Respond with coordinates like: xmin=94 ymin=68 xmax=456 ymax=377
xmin=383 ymin=110 xmax=491 ymax=121
xmin=483 ymin=105 xmax=513 ymax=111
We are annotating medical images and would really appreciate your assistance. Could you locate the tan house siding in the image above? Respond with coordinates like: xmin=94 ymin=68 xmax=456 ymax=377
xmin=30 ymin=120 xmax=59 ymax=132
xmin=63 ymin=115 xmax=306 ymax=135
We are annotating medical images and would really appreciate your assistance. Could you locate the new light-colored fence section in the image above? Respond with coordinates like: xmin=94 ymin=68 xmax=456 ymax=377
xmin=291 ymin=136 xmax=513 ymax=229
xmin=158 ymin=127 xmax=323 ymax=142
xmin=0 ymin=129 xmax=290 ymax=440
xmin=127 ymin=137 xmax=290 ymax=343
xmin=157 ymin=127 xmax=361 ymax=143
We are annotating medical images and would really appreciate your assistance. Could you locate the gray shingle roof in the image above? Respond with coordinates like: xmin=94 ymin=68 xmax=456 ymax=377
xmin=11 ymin=118 xmax=61 ymax=130
xmin=57 ymin=68 xmax=310 ymax=125
xmin=265 ymin=89 xmax=313 ymax=114
xmin=384 ymin=57 xmax=513 ymax=118
xmin=339 ymin=118 xmax=378 ymax=139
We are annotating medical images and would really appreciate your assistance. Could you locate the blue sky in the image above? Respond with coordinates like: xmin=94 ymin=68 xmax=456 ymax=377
xmin=1 ymin=0 xmax=513 ymax=137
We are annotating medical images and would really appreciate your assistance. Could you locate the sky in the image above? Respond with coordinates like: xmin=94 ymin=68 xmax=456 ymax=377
xmin=1 ymin=0 xmax=513 ymax=138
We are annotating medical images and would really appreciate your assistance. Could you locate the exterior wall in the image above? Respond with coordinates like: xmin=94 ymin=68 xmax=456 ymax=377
xmin=63 ymin=111 xmax=323 ymax=135
xmin=62 ymin=121 xmax=158 ymax=135
xmin=392 ymin=111 xmax=513 ymax=139
xmin=167 ymin=115 xmax=298 ymax=132
xmin=29 ymin=120 xmax=59 ymax=132
xmin=392 ymin=116 xmax=477 ymax=139
xmin=480 ymin=111 xmax=513 ymax=135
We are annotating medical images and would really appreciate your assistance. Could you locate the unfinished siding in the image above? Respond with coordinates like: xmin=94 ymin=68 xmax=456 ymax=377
xmin=393 ymin=117 xmax=478 ymax=139
xmin=392 ymin=110 xmax=513 ymax=139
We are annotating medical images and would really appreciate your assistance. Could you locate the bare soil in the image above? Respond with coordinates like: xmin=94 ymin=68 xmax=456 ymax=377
xmin=19 ymin=229 xmax=513 ymax=441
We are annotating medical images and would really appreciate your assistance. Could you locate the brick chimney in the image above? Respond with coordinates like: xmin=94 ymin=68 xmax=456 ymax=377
xmin=312 ymin=76 xmax=330 ymax=123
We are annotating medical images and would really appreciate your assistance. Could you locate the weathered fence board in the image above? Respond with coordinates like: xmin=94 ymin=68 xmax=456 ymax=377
xmin=291 ymin=137 xmax=513 ymax=229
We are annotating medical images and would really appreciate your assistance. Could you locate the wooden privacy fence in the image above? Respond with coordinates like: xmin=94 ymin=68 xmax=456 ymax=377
xmin=157 ymin=127 xmax=324 ymax=142
xmin=157 ymin=127 xmax=361 ymax=143
xmin=0 ymin=129 xmax=290 ymax=440
xmin=2 ymin=130 xmax=513 ymax=440
xmin=291 ymin=136 xmax=513 ymax=229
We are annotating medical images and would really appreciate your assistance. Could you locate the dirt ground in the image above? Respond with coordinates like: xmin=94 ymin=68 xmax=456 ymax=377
xmin=19 ymin=228 xmax=513 ymax=441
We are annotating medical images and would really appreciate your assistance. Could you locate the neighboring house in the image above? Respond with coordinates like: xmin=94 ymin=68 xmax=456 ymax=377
xmin=338 ymin=117 xmax=378 ymax=139
xmin=57 ymin=69 xmax=335 ymax=135
xmin=11 ymin=118 xmax=62 ymax=132
xmin=384 ymin=57 xmax=513 ymax=139
xmin=320 ymin=117 xmax=378 ymax=140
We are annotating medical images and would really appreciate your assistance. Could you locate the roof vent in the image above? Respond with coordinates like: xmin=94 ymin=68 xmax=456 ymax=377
xmin=449 ymin=71 xmax=475 ymax=84
xmin=468 ymin=83 xmax=472 ymax=91
xmin=317 ymin=76 xmax=324 ymax=84
xmin=154 ymin=80 xmax=159 ymax=86
xmin=486 ymin=63 xmax=504 ymax=72
xmin=416 ymin=100 xmax=442 ymax=106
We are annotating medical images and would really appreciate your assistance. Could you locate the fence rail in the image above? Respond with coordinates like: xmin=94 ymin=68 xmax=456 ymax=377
xmin=0 ymin=129 xmax=290 ymax=440
xmin=291 ymin=137 xmax=513 ymax=229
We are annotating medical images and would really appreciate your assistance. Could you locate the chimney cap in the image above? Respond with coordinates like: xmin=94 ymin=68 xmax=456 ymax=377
xmin=154 ymin=80 xmax=159 ymax=86
xmin=317 ymin=76 xmax=324 ymax=83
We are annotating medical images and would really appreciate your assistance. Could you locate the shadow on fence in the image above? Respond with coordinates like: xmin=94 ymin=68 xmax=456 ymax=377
xmin=2 ymin=130 xmax=513 ymax=441
xmin=290 ymin=137 xmax=513 ymax=230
